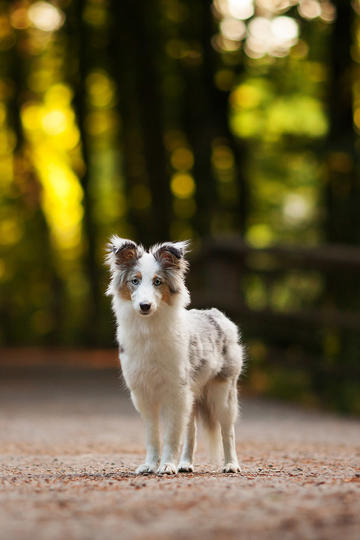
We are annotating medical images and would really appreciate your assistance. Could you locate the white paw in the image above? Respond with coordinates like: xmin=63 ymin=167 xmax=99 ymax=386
xmin=178 ymin=462 xmax=194 ymax=473
xmin=136 ymin=463 xmax=156 ymax=475
xmin=158 ymin=462 xmax=178 ymax=475
xmin=223 ymin=462 xmax=241 ymax=473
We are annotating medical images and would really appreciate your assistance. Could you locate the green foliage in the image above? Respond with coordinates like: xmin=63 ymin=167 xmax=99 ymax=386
xmin=0 ymin=0 xmax=359 ymax=413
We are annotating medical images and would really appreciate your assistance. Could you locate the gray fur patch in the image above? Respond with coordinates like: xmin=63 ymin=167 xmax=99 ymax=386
xmin=118 ymin=262 xmax=142 ymax=291
xmin=205 ymin=313 xmax=223 ymax=343
xmin=189 ymin=336 xmax=207 ymax=379
xmin=151 ymin=242 xmax=189 ymax=294
xmin=191 ymin=358 xmax=207 ymax=379
xmin=155 ymin=268 xmax=180 ymax=295
xmin=215 ymin=363 xmax=235 ymax=380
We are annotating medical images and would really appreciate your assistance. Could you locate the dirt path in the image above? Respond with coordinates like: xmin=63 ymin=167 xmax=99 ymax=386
xmin=0 ymin=367 xmax=359 ymax=540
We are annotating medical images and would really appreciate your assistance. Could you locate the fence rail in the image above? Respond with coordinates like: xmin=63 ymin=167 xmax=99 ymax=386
xmin=190 ymin=240 xmax=360 ymax=327
xmin=189 ymin=240 xmax=360 ymax=410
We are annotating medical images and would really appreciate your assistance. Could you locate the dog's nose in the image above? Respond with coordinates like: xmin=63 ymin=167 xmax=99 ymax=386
xmin=140 ymin=302 xmax=151 ymax=313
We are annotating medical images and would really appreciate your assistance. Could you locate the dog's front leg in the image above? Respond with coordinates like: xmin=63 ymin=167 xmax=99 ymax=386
xmin=178 ymin=404 xmax=196 ymax=472
xmin=158 ymin=391 xmax=192 ymax=475
xmin=131 ymin=393 xmax=160 ymax=474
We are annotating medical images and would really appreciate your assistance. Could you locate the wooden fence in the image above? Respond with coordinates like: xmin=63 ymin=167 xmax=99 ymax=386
xmin=189 ymin=239 xmax=360 ymax=411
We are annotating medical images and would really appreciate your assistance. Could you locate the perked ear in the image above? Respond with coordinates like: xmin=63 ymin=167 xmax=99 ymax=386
xmin=105 ymin=236 xmax=141 ymax=269
xmin=152 ymin=240 xmax=190 ymax=272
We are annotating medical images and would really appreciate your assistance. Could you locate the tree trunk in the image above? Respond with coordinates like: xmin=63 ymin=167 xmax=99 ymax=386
xmin=110 ymin=0 xmax=171 ymax=244
xmin=325 ymin=0 xmax=359 ymax=244
xmin=67 ymin=0 xmax=102 ymax=343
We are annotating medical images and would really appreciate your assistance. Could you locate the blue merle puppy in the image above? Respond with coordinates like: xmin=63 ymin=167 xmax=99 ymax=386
xmin=106 ymin=237 xmax=244 ymax=474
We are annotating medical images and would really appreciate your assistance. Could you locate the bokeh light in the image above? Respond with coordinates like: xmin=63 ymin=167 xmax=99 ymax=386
xmin=28 ymin=1 xmax=65 ymax=32
xmin=170 ymin=173 xmax=196 ymax=199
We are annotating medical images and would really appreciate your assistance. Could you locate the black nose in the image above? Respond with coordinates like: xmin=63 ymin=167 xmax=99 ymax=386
xmin=140 ymin=302 xmax=151 ymax=313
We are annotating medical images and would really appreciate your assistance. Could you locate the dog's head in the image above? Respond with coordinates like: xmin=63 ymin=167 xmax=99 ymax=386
xmin=106 ymin=237 xmax=190 ymax=316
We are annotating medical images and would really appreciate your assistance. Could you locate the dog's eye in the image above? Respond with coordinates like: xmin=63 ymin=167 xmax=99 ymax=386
xmin=131 ymin=277 xmax=140 ymax=286
xmin=153 ymin=278 xmax=162 ymax=287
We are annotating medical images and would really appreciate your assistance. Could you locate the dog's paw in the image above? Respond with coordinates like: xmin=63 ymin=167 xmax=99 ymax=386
xmin=178 ymin=462 xmax=194 ymax=473
xmin=223 ymin=462 xmax=241 ymax=473
xmin=136 ymin=463 xmax=156 ymax=475
xmin=158 ymin=463 xmax=178 ymax=475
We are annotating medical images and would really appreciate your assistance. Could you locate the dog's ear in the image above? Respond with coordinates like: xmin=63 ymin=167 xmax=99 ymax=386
xmin=153 ymin=241 xmax=190 ymax=272
xmin=105 ymin=236 xmax=141 ymax=269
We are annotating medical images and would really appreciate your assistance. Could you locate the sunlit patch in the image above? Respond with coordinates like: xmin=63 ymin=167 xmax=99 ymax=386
xmin=230 ymin=83 xmax=263 ymax=109
xmin=354 ymin=108 xmax=360 ymax=131
xmin=22 ymin=85 xmax=80 ymax=150
xmin=34 ymin=145 xmax=84 ymax=252
xmin=28 ymin=69 xmax=55 ymax=93
xmin=246 ymin=16 xmax=299 ymax=58
xmin=318 ymin=1 xmax=336 ymax=23
xmin=220 ymin=17 xmax=246 ymax=41
xmin=246 ymin=223 xmax=274 ymax=248
xmin=283 ymin=194 xmax=312 ymax=224
xmin=19 ymin=80 xmax=84 ymax=256
xmin=170 ymin=147 xmax=194 ymax=171
xmin=86 ymin=71 xmax=116 ymax=109
xmin=28 ymin=1 xmax=65 ymax=32
xmin=215 ymin=0 xmax=254 ymax=21
xmin=0 ymin=218 xmax=22 ymax=246
xmin=170 ymin=173 xmax=195 ymax=199
xmin=86 ymin=111 xmax=117 ymax=137
xmin=214 ymin=0 xmax=302 ymax=55
xmin=45 ymin=84 xmax=73 ymax=107
xmin=230 ymin=78 xmax=328 ymax=140
xmin=42 ymin=109 xmax=67 ymax=135
xmin=10 ymin=6 xmax=30 ymax=30
xmin=212 ymin=145 xmax=234 ymax=171
xmin=298 ymin=0 xmax=321 ymax=20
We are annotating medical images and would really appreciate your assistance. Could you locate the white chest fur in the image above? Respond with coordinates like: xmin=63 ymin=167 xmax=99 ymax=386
xmin=115 ymin=300 xmax=189 ymax=395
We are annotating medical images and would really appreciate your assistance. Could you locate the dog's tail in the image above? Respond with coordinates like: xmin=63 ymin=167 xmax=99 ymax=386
xmin=196 ymin=399 xmax=222 ymax=464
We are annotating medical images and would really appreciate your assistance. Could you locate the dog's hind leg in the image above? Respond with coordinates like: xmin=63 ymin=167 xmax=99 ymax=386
xmin=207 ymin=378 xmax=241 ymax=473
xmin=219 ymin=380 xmax=241 ymax=473
xmin=131 ymin=393 xmax=160 ymax=474
xmin=178 ymin=404 xmax=196 ymax=472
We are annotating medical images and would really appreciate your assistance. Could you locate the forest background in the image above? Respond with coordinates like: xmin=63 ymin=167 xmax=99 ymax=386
xmin=0 ymin=0 xmax=359 ymax=413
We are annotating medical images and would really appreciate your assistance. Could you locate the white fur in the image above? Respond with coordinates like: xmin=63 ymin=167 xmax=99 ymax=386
xmin=106 ymin=238 xmax=243 ymax=474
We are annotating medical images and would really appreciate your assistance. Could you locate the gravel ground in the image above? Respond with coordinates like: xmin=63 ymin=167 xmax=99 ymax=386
xmin=0 ymin=366 xmax=359 ymax=540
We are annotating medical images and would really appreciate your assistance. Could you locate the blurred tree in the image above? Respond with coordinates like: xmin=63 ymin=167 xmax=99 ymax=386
xmin=0 ymin=1 xmax=65 ymax=344
xmin=66 ymin=0 xmax=105 ymax=343
xmin=321 ymin=0 xmax=360 ymax=409
xmin=180 ymin=0 xmax=248 ymax=235
xmin=110 ymin=0 xmax=172 ymax=244
xmin=325 ymin=0 xmax=359 ymax=244
xmin=0 ymin=0 xmax=359 ymax=413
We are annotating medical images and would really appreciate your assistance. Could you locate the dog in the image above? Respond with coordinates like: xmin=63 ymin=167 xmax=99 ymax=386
xmin=105 ymin=237 xmax=244 ymax=474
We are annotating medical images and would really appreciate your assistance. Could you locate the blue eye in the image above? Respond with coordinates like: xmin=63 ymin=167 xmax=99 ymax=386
xmin=153 ymin=278 xmax=162 ymax=286
xmin=131 ymin=277 xmax=140 ymax=286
